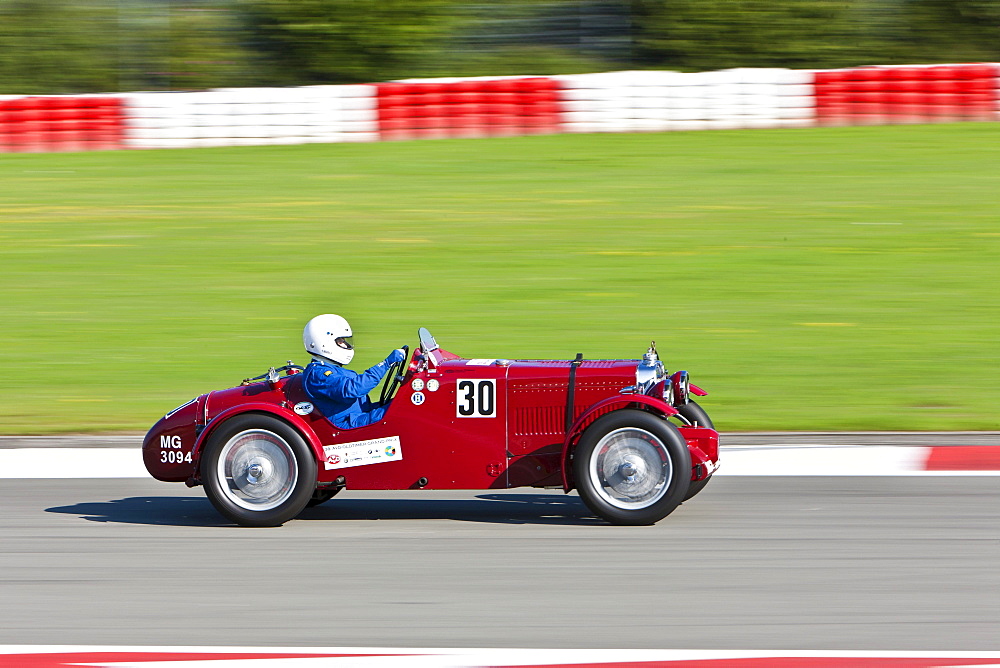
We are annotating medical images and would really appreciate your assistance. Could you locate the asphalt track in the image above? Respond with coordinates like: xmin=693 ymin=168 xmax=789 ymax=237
xmin=1 ymin=439 xmax=999 ymax=652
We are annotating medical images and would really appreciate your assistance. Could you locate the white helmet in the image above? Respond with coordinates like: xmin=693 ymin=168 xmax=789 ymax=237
xmin=303 ymin=314 xmax=354 ymax=365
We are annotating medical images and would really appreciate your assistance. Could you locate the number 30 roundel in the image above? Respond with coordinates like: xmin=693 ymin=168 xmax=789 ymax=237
xmin=456 ymin=379 xmax=496 ymax=418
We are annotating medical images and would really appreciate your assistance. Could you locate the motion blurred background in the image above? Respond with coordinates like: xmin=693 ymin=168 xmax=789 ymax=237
xmin=2 ymin=0 xmax=1000 ymax=93
xmin=1 ymin=0 xmax=998 ymax=434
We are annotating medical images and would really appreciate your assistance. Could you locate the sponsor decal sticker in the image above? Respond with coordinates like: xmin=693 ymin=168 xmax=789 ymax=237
xmin=323 ymin=436 xmax=402 ymax=471
xmin=411 ymin=378 xmax=425 ymax=391
xmin=426 ymin=378 xmax=440 ymax=392
xmin=411 ymin=391 xmax=426 ymax=406
xmin=293 ymin=401 xmax=314 ymax=415
xmin=466 ymin=359 xmax=495 ymax=366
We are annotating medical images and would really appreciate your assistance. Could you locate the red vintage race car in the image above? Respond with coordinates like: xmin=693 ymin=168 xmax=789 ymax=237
xmin=143 ymin=328 xmax=719 ymax=527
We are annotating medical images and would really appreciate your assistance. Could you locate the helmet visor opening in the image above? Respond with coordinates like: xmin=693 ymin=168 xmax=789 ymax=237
xmin=335 ymin=336 xmax=354 ymax=351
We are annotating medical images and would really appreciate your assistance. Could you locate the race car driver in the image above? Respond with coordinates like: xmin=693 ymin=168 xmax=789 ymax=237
xmin=302 ymin=314 xmax=406 ymax=429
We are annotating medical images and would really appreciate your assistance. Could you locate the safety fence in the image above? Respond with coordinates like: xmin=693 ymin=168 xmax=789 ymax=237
xmin=0 ymin=63 xmax=997 ymax=152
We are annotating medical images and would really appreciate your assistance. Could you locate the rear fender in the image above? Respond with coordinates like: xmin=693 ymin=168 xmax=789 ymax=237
xmin=188 ymin=403 xmax=325 ymax=486
xmin=559 ymin=395 xmax=679 ymax=492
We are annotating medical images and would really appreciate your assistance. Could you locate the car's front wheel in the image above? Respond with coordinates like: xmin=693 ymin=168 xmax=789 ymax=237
xmin=202 ymin=414 xmax=316 ymax=527
xmin=573 ymin=409 xmax=691 ymax=525
xmin=676 ymin=399 xmax=713 ymax=430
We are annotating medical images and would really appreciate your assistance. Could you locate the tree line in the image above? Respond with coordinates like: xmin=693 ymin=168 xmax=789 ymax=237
xmin=1 ymin=0 xmax=998 ymax=94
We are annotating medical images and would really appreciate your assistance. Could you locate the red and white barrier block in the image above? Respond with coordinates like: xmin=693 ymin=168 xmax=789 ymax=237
xmin=376 ymin=77 xmax=562 ymax=141
xmin=0 ymin=95 xmax=125 ymax=152
xmin=1 ymin=63 xmax=997 ymax=153
xmin=123 ymin=85 xmax=378 ymax=149
xmin=557 ymin=68 xmax=814 ymax=133
xmin=815 ymin=63 xmax=1000 ymax=126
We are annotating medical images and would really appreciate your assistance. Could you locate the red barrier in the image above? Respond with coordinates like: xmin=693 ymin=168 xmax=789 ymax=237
xmin=816 ymin=63 xmax=999 ymax=126
xmin=0 ymin=95 xmax=125 ymax=153
xmin=376 ymin=77 xmax=563 ymax=141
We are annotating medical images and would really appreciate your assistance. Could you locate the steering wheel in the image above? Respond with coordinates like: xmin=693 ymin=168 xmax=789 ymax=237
xmin=379 ymin=345 xmax=409 ymax=406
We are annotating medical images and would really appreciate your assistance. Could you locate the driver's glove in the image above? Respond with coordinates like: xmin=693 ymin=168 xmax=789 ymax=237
xmin=384 ymin=348 xmax=406 ymax=366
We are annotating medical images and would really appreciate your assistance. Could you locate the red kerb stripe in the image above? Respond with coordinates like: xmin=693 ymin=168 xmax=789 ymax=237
xmin=925 ymin=446 xmax=1000 ymax=470
xmin=0 ymin=652 xmax=398 ymax=667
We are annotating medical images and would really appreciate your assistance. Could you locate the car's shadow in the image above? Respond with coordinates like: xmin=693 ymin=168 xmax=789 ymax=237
xmin=45 ymin=493 xmax=602 ymax=527
xmin=45 ymin=496 xmax=232 ymax=527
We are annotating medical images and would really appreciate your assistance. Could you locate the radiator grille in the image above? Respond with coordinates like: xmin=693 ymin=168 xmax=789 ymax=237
xmin=514 ymin=405 xmax=564 ymax=436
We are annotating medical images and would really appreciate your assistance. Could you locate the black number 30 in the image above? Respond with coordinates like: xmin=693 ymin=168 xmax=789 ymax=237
xmin=457 ymin=379 xmax=496 ymax=417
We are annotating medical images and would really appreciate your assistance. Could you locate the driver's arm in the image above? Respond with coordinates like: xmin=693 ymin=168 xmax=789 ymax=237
xmin=329 ymin=349 xmax=404 ymax=399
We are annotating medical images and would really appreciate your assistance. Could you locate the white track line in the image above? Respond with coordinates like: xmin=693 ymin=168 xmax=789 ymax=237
xmin=0 ymin=448 xmax=146 ymax=478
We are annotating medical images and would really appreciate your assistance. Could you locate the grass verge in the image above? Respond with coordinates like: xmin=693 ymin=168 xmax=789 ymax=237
xmin=2 ymin=123 xmax=999 ymax=433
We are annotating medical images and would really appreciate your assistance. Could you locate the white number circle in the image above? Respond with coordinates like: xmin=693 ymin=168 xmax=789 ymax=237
xmin=411 ymin=391 xmax=426 ymax=406
xmin=411 ymin=378 xmax=425 ymax=391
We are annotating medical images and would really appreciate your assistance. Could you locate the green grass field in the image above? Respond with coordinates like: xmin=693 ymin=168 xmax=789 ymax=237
xmin=2 ymin=123 xmax=999 ymax=434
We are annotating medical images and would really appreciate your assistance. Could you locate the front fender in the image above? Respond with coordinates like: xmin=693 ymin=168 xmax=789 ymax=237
xmin=187 ymin=402 xmax=326 ymax=486
xmin=559 ymin=395 xmax=679 ymax=492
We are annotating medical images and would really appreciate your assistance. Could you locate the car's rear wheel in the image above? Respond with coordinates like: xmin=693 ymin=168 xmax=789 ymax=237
xmin=202 ymin=414 xmax=316 ymax=527
xmin=675 ymin=400 xmax=715 ymax=502
xmin=573 ymin=409 xmax=691 ymax=526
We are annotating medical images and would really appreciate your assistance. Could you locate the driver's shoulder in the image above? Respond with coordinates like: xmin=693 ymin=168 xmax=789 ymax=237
xmin=304 ymin=359 xmax=349 ymax=381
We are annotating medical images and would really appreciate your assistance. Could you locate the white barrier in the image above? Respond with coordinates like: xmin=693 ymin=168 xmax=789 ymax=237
xmin=123 ymin=85 xmax=379 ymax=149
xmin=555 ymin=69 xmax=815 ymax=133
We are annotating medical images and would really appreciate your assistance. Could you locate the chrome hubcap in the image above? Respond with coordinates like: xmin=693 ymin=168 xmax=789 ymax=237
xmin=217 ymin=429 xmax=298 ymax=511
xmin=245 ymin=460 xmax=271 ymax=484
xmin=589 ymin=427 xmax=672 ymax=510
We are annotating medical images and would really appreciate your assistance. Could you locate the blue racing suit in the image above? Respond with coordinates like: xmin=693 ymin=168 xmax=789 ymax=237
xmin=302 ymin=351 xmax=404 ymax=429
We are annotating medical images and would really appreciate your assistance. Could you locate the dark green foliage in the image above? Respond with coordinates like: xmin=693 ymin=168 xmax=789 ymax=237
xmin=630 ymin=0 xmax=1000 ymax=70
xmin=2 ymin=1 xmax=998 ymax=92
xmin=630 ymin=0 xmax=862 ymax=70
xmin=898 ymin=0 xmax=1000 ymax=63
xmin=161 ymin=4 xmax=253 ymax=90
xmin=239 ymin=0 xmax=459 ymax=84
xmin=0 ymin=0 xmax=251 ymax=93
xmin=0 ymin=0 xmax=120 ymax=94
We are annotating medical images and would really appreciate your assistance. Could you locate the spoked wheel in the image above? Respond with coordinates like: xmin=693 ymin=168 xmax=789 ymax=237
xmin=202 ymin=414 xmax=316 ymax=527
xmin=675 ymin=400 xmax=715 ymax=502
xmin=573 ymin=409 xmax=691 ymax=526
